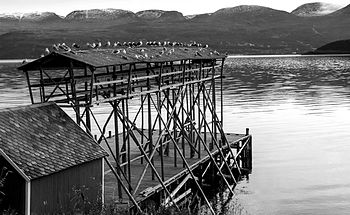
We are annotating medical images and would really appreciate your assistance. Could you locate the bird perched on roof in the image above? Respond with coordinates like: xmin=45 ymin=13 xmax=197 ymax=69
xmin=203 ymin=44 xmax=209 ymax=48
xmin=44 ymin=48 xmax=50 ymax=55
xmin=52 ymin=44 xmax=59 ymax=51
xmin=136 ymin=41 xmax=143 ymax=47
xmin=59 ymin=43 xmax=71 ymax=52
xmin=105 ymin=41 xmax=111 ymax=47
xmin=97 ymin=42 xmax=102 ymax=48
xmin=86 ymin=42 xmax=94 ymax=49
xmin=72 ymin=43 xmax=80 ymax=49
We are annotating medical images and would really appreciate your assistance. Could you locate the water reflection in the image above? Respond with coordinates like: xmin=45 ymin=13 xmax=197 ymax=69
xmin=221 ymin=56 xmax=350 ymax=215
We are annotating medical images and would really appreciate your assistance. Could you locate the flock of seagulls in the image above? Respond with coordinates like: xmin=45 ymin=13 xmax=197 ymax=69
xmin=41 ymin=41 xmax=217 ymax=58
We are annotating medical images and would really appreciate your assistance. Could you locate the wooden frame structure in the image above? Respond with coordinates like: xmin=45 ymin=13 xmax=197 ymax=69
xmin=18 ymin=46 xmax=252 ymax=214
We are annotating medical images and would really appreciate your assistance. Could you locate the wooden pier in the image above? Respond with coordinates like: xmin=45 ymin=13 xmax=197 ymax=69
xmin=18 ymin=44 xmax=252 ymax=214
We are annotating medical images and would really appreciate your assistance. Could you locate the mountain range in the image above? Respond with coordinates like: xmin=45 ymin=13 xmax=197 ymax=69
xmin=0 ymin=2 xmax=349 ymax=58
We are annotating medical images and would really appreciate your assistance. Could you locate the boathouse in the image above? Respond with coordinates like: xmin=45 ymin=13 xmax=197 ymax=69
xmin=18 ymin=45 xmax=252 ymax=213
xmin=0 ymin=103 xmax=108 ymax=215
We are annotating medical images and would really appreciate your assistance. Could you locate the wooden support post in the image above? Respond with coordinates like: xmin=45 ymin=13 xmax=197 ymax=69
xmin=220 ymin=58 xmax=225 ymax=145
xmin=181 ymin=61 xmax=186 ymax=167
xmin=68 ymin=62 xmax=80 ymax=125
xmin=147 ymin=65 xmax=155 ymax=180
xmin=141 ymin=87 xmax=144 ymax=164
xmin=24 ymin=70 xmax=34 ymax=104
xmin=172 ymin=88 xmax=177 ymax=167
xmin=159 ymin=63 xmax=165 ymax=181
xmin=211 ymin=61 xmax=216 ymax=150
xmin=113 ymin=65 xmax=122 ymax=200
xmin=197 ymin=61 xmax=202 ymax=159
xmin=126 ymin=64 xmax=133 ymax=193
xmin=39 ymin=68 xmax=45 ymax=103
xmin=85 ymin=66 xmax=91 ymax=133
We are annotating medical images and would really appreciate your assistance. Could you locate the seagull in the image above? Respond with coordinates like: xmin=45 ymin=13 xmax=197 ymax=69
xmin=136 ymin=41 xmax=143 ymax=46
xmin=203 ymin=44 xmax=209 ymax=48
xmin=122 ymin=49 xmax=127 ymax=54
xmin=97 ymin=42 xmax=102 ymax=48
xmin=44 ymin=48 xmax=50 ymax=55
xmin=72 ymin=43 xmax=80 ymax=49
xmin=52 ymin=44 xmax=59 ymax=51
xmin=86 ymin=42 xmax=94 ymax=48
xmin=113 ymin=49 xmax=120 ymax=54
xmin=105 ymin=41 xmax=111 ymax=47
xmin=59 ymin=43 xmax=71 ymax=52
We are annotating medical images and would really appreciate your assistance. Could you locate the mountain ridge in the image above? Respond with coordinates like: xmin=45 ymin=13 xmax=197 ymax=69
xmin=0 ymin=4 xmax=350 ymax=58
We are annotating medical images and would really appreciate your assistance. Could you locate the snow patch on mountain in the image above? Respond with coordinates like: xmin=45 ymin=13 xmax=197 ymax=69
xmin=65 ymin=9 xmax=136 ymax=20
xmin=291 ymin=2 xmax=342 ymax=16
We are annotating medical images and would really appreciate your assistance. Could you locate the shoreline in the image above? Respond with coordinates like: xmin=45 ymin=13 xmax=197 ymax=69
xmin=1 ymin=54 xmax=350 ymax=63
xmin=0 ymin=59 xmax=35 ymax=64
xmin=228 ymin=53 xmax=350 ymax=58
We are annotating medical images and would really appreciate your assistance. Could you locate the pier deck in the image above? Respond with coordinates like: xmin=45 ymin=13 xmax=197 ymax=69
xmin=102 ymin=131 xmax=249 ymax=203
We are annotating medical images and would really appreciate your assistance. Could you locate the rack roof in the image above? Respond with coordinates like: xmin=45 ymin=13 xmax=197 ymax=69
xmin=18 ymin=47 xmax=226 ymax=70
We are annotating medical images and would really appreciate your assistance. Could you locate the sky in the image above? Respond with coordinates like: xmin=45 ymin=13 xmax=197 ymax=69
xmin=0 ymin=0 xmax=349 ymax=16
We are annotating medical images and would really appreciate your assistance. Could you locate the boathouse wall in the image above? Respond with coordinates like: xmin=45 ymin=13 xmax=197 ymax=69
xmin=0 ymin=156 xmax=26 ymax=214
xmin=30 ymin=158 xmax=103 ymax=215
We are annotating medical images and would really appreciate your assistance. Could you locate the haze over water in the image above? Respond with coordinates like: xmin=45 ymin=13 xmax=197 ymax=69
xmin=1 ymin=56 xmax=350 ymax=214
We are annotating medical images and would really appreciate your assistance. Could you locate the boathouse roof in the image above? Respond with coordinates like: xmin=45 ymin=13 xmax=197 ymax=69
xmin=18 ymin=47 xmax=226 ymax=70
xmin=0 ymin=103 xmax=108 ymax=180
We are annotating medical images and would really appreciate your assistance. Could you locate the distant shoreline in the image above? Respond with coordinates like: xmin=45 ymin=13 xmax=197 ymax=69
xmin=0 ymin=59 xmax=35 ymax=64
xmin=228 ymin=54 xmax=350 ymax=58
xmin=1 ymin=54 xmax=350 ymax=63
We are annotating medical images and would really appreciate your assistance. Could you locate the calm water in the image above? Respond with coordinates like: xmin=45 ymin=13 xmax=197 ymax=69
xmin=1 ymin=56 xmax=350 ymax=214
